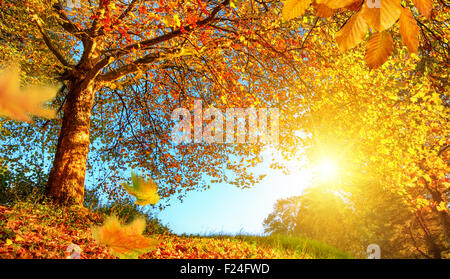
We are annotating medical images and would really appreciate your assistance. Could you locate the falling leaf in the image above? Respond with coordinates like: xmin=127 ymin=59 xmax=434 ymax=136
xmin=122 ymin=171 xmax=160 ymax=206
xmin=361 ymin=0 xmax=402 ymax=31
xmin=344 ymin=0 xmax=363 ymax=11
xmin=335 ymin=11 xmax=368 ymax=51
xmin=0 ymin=66 xmax=58 ymax=122
xmin=91 ymin=215 xmax=157 ymax=259
xmin=313 ymin=2 xmax=334 ymax=18
xmin=282 ymin=0 xmax=312 ymax=20
xmin=399 ymin=7 xmax=420 ymax=54
xmin=365 ymin=31 xmax=394 ymax=69
xmin=411 ymin=0 xmax=433 ymax=18
xmin=316 ymin=0 xmax=359 ymax=9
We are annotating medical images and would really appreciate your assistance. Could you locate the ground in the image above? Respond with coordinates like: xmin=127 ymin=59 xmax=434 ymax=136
xmin=0 ymin=202 xmax=351 ymax=259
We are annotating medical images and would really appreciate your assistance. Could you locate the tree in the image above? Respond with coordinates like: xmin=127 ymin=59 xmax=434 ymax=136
xmin=264 ymin=186 xmax=362 ymax=255
xmin=263 ymin=196 xmax=300 ymax=235
xmin=1 ymin=0 xmax=309 ymax=205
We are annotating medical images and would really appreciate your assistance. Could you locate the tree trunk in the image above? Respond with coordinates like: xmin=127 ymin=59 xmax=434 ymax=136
xmin=45 ymin=76 xmax=97 ymax=205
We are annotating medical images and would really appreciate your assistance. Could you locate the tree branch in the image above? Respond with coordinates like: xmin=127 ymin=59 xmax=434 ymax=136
xmin=52 ymin=3 xmax=86 ymax=39
xmin=32 ymin=15 xmax=72 ymax=68
xmin=97 ymin=52 xmax=160 ymax=83
xmin=109 ymin=0 xmax=230 ymax=57
xmin=98 ymin=0 xmax=230 ymax=82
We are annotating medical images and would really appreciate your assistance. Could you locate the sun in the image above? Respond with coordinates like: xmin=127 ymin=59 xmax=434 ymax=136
xmin=315 ymin=159 xmax=339 ymax=181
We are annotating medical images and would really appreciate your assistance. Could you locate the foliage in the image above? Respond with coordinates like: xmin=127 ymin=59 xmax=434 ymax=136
xmin=0 ymin=160 xmax=47 ymax=205
xmin=264 ymin=187 xmax=362 ymax=255
xmin=0 ymin=202 xmax=348 ymax=259
xmin=281 ymin=0 xmax=448 ymax=68
xmin=0 ymin=0 xmax=311 ymax=206
xmin=0 ymin=0 xmax=447 ymax=259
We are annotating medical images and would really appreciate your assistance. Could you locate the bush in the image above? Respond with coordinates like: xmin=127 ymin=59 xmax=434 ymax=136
xmin=0 ymin=163 xmax=45 ymax=205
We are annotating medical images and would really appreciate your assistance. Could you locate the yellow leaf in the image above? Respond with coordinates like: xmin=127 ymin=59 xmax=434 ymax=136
xmin=0 ymin=66 xmax=58 ymax=122
xmin=423 ymin=174 xmax=431 ymax=183
xmin=316 ymin=0 xmax=358 ymax=9
xmin=399 ymin=7 xmax=420 ymax=54
xmin=313 ymin=2 xmax=334 ymax=18
xmin=335 ymin=11 xmax=368 ymax=51
xmin=436 ymin=201 xmax=447 ymax=212
xmin=122 ymin=171 xmax=160 ymax=206
xmin=365 ymin=31 xmax=394 ymax=69
xmin=361 ymin=0 xmax=401 ymax=31
xmin=91 ymin=215 xmax=157 ymax=259
xmin=221 ymin=94 xmax=227 ymax=104
xmin=230 ymin=0 xmax=239 ymax=9
xmin=15 ymin=235 xmax=24 ymax=242
xmin=282 ymin=0 xmax=312 ymax=20
xmin=411 ymin=0 xmax=433 ymax=18
xmin=5 ymin=239 xmax=13 ymax=246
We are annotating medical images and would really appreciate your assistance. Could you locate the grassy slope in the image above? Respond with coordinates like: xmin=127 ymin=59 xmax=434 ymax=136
xmin=0 ymin=201 xmax=352 ymax=259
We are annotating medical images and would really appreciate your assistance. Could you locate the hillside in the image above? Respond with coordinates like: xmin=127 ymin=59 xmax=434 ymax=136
xmin=0 ymin=201 xmax=351 ymax=259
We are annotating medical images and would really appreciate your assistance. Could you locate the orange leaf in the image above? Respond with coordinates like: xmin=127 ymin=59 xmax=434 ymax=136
xmin=344 ymin=0 xmax=363 ymax=11
xmin=399 ymin=7 xmax=420 ymax=54
xmin=282 ymin=0 xmax=312 ymax=20
xmin=361 ymin=0 xmax=402 ymax=31
xmin=365 ymin=31 xmax=394 ymax=69
xmin=316 ymin=0 xmax=358 ymax=9
xmin=91 ymin=215 xmax=157 ymax=259
xmin=313 ymin=2 xmax=334 ymax=18
xmin=335 ymin=11 xmax=368 ymax=51
xmin=0 ymin=66 xmax=57 ymax=122
xmin=411 ymin=0 xmax=433 ymax=18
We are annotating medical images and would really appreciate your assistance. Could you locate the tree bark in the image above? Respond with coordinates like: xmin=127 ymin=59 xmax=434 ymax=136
xmin=45 ymin=75 xmax=97 ymax=205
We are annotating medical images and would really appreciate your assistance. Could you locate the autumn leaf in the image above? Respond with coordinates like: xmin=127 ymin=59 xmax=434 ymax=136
xmin=365 ymin=31 xmax=394 ymax=69
xmin=361 ymin=0 xmax=402 ymax=31
xmin=122 ymin=171 xmax=160 ymax=206
xmin=436 ymin=201 xmax=447 ymax=212
xmin=91 ymin=215 xmax=157 ymax=259
xmin=282 ymin=0 xmax=312 ymax=20
xmin=316 ymin=0 xmax=359 ymax=9
xmin=344 ymin=0 xmax=363 ymax=11
xmin=411 ymin=0 xmax=433 ymax=18
xmin=335 ymin=11 xmax=368 ymax=51
xmin=0 ymin=67 xmax=57 ymax=122
xmin=399 ymin=7 xmax=420 ymax=54
xmin=313 ymin=2 xmax=334 ymax=18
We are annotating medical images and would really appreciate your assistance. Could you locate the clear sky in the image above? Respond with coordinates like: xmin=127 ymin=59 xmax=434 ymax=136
xmin=156 ymin=148 xmax=312 ymax=235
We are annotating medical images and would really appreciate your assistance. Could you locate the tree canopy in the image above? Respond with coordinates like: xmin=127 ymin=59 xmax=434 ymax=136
xmin=0 ymin=0 xmax=448 ymax=257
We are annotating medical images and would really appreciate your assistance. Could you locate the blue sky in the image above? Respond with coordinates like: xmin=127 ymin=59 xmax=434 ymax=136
xmin=156 ymin=148 xmax=312 ymax=235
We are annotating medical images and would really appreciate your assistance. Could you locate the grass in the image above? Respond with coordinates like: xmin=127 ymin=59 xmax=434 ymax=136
xmin=231 ymin=234 xmax=353 ymax=259
xmin=0 ymin=199 xmax=353 ymax=259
